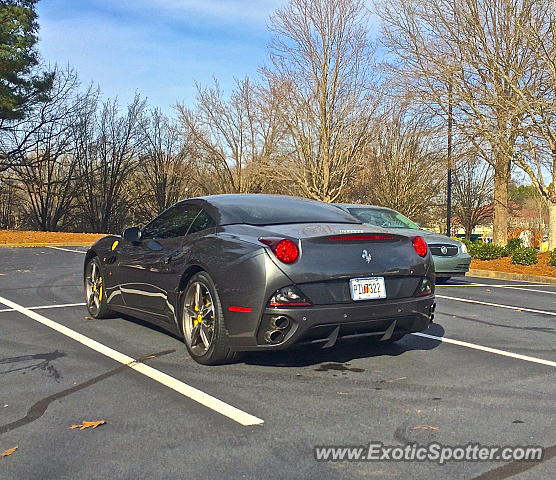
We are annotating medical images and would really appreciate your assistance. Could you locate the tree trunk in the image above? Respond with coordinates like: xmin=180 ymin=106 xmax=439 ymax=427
xmin=492 ymin=158 xmax=510 ymax=246
xmin=548 ymin=200 xmax=556 ymax=251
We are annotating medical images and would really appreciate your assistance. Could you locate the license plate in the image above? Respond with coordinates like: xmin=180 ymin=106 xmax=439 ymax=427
xmin=349 ymin=277 xmax=386 ymax=301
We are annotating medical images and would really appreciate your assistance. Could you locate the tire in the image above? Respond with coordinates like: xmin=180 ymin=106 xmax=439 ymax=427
xmin=180 ymin=272 xmax=241 ymax=365
xmin=436 ymin=276 xmax=451 ymax=285
xmin=84 ymin=256 xmax=114 ymax=319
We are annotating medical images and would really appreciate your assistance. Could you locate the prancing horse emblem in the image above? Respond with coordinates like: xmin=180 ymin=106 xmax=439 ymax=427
xmin=361 ymin=250 xmax=372 ymax=263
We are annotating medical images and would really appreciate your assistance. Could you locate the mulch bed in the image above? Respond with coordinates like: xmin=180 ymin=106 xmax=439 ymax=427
xmin=0 ymin=230 xmax=105 ymax=246
xmin=471 ymin=252 xmax=556 ymax=277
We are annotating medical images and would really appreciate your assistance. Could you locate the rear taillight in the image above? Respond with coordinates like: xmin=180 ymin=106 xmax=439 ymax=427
xmin=259 ymin=237 xmax=300 ymax=264
xmin=268 ymin=286 xmax=312 ymax=307
xmin=328 ymin=234 xmax=394 ymax=241
xmin=412 ymin=236 xmax=428 ymax=257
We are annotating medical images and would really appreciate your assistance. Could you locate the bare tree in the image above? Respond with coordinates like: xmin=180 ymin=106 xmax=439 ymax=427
xmin=178 ymin=77 xmax=282 ymax=195
xmin=351 ymin=108 xmax=445 ymax=218
xmin=264 ymin=0 xmax=377 ymax=202
xmin=494 ymin=1 xmax=556 ymax=248
xmin=0 ymin=174 xmax=21 ymax=228
xmin=75 ymin=94 xmax=146 ymax=233
xmin=4 ymin=71 xmax=91 ymax=231
xmin=0 ymin=67 xmax=78 ymax=172
xmin=452 ymin=156 xmax=493 ymax=239
xmin=377 ymin=0 xmax=544 ymax=245
xmin=133 ymin=108 xmax=196 ymax=220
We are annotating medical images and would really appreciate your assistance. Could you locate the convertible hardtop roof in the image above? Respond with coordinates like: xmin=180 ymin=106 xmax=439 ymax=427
xmin=180 ymin=194 xmax=362 ymax=226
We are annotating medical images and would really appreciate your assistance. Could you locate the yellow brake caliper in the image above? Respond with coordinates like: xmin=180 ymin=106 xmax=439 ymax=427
xmin=193 ymin=298 xmax=210 ymax=326
xmin=194 ymin=304 xmax=202 ymax=326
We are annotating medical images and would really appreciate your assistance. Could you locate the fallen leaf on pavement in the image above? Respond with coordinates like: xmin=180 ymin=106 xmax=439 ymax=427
xmin=1 ymin=446 xmax=18 ymax=457
xmin=412 ymin=425 xmax=439 ymax=431
xmin=70 ymin=420 xmax=106 ymax=430
xmin=514 ymin=309 xmax=522 ymax=312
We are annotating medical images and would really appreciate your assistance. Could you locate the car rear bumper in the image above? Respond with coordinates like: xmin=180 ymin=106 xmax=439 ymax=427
xmin=432 ymin=254 xmax=471 ymax=276
xmin=229 ymin=295 xmax=435 ymax=351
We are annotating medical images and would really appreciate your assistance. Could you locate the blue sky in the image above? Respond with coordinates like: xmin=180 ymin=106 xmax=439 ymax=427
xmin=36 ymin=0 xmax=285 ymax=112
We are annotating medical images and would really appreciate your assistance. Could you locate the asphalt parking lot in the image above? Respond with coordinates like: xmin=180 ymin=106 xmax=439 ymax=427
xmin=0 ymin=246 xmax=555 ymax=480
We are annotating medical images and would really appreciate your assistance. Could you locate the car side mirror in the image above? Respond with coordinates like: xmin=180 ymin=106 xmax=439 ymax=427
xmin=123 ymin=226 xmax=142 ymax=243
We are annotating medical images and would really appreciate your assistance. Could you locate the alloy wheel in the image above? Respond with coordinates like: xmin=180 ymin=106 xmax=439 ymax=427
xmin=183 ymin=281 xmax=216 ymax=356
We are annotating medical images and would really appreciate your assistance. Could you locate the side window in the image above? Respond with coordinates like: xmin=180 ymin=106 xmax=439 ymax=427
xmin=142 ymin=204 xmax=201 ymax=240
xmin=187 ymin=209 xmax=216 ymax=235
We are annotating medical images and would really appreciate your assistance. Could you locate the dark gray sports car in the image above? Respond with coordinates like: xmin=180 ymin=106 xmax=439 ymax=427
xmin=84 ymin=194 xmax=435 ymax=364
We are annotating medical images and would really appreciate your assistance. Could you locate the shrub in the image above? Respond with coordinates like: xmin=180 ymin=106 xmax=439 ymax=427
xmin=459 ymin=238 xmax=480 ymax=258
xmin=505 ymin=237 xmax=523 ymax=255
xmin=511 ymin=248 xmax=538 ymax=266
xmin=549 ymin=249 xmax=556 ymax=267
xmin=470 ymin=242 xmax=507 ymax=260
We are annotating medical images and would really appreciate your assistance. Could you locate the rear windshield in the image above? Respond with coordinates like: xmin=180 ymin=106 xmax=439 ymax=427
xmin=347 ymin=207 xmax=420 ymax=229
xmin=222 ymin=198 xmax=361 ymax=225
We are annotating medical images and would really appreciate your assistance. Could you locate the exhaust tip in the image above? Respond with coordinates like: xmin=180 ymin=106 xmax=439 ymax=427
xmin=270 ymin=315 xmax=290 ymax=330
xmin=264 ymin=329 xmax=285 ymax=344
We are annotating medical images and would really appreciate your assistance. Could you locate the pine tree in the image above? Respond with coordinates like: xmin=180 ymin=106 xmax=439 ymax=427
xmin=0 ymin=0 xmax=53 ymax=120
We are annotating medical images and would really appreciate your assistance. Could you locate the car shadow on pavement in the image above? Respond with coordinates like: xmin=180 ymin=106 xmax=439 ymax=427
xmin=243 ymin=323 xmax=445 ymax=368
xmin=116 ymin=313 xmax=184 ymax=341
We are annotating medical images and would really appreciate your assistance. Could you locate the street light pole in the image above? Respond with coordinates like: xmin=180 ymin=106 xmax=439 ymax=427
xmin=446 ymin=82 xmax=453 ymax=237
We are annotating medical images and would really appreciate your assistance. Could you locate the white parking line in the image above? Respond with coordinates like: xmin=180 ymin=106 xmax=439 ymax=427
xmin=0 ymin=302 xmax=86 ymax=313
xmin=437 ymin=283 xmax=551 ymax=288
xmin=412 ymin=332 xmax=556 ymax=368
xmin=438 ymin=283 xmax=556 ymax=295
xmin=437 ymin=294 xmax=556 ymax=317
xmin=0 ymin=295 xmax=264 ymax=427
xmin=45 ymin=246 xmax=87 ymax=254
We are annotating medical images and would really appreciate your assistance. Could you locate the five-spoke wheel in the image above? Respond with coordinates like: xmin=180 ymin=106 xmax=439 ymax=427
xmin=181 ymin=272 xmax=240 ymax=365
xmin=84 ymin=257 xmax=112 ymax=318
xmin=183 ymin=281 xmax=216 ymax=356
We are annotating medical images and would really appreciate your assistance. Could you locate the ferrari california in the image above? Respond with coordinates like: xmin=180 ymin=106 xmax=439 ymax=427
xmin=84 ymin=195 xmax=435 ymax=364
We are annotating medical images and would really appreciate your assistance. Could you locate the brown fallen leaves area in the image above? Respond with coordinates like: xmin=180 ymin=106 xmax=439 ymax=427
xmin=0 ymin=230 xmax=105 ymax=246
xmin=1 ymin=446 xmax=18 ymax=457
xmin=70 ymin=420 xmax=107 ymax=430
xmin=471 ymin=252 xmax=556 ymax=277
xmin=1 ymin=421 xmax=105 ymax=458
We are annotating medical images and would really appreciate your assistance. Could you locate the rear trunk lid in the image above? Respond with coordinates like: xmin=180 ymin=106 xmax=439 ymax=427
xmin=256 ymin=223 xmax=430 ymax=284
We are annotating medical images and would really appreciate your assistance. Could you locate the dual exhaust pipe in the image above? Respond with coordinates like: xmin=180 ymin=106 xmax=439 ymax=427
xmin=264 ymin=315 xmax=290 ymax=344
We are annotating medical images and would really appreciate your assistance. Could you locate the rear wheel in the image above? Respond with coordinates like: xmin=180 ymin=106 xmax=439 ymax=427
xmin=180 ymin=272 xmax=241 ymax=365
xmin=436 ymin=276 xmax=451 ymax=284
xmin=84 ymin=256 xmax=113 ymax=318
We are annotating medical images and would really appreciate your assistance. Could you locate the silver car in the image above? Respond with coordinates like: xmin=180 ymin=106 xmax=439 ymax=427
xmin=335 ymin=204 xmax=471 ymax=284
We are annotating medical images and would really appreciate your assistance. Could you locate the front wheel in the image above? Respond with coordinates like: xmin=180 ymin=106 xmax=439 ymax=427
xmin=180 ymin=272 xmax=241 ymax=365
xmin=84 ymin=256 xmax=113 ymax=318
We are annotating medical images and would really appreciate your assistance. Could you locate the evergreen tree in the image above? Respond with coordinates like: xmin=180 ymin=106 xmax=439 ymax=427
xmin=0 ymin=0 xmax=53 ymax=120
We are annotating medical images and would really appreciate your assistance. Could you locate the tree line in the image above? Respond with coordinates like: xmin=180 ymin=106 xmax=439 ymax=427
xmin=1 ymin=0 xmax=554 ymax=247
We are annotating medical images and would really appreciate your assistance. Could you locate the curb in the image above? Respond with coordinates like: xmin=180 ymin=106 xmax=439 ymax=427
xmin=467 ymin=268 xmax=556 ymax=285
